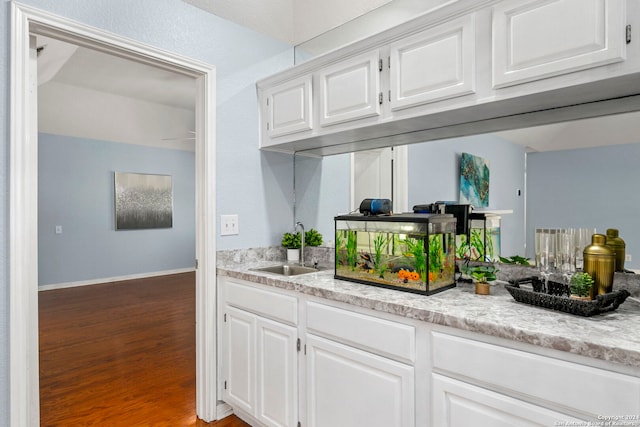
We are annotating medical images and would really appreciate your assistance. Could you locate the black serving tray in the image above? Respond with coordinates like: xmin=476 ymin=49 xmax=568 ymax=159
xmin=505 ymin=277 xmax=630 ymax=317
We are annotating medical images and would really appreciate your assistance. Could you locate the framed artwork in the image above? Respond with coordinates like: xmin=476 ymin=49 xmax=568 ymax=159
xmin=459 ymin=152 xmax=490 ymax=208
xmin=114 ymin=172 xmax=173 ymax=230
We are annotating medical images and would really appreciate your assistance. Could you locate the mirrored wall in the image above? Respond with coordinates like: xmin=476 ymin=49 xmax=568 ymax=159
xmin=290 ymin=2 xmax=640 ymax=270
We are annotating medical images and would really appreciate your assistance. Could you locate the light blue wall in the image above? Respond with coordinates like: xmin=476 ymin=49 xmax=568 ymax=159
xmin=526 ymin=143 xmax=640 ymax=270
xmin=407 ymin=135 xmax=527 ymax=257
xmin=38 ymin=134 xmax=196 ymax=286
xmin=1 ymin=1 xmax=295 ymax=424
xmin=295 ymin=153 xmax=351 ymax=242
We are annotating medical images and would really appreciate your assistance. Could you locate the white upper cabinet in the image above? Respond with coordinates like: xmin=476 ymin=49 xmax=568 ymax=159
xmin=318 ymin=50 xmax=382 ymax=127
xmin=262 ymin=75 xmax=313 ymax=140
xmin=257 ymin=0 xmax=634 ymax=155
xmin=390 ymin=14 xmax=476 ymax=111
xmin=492 ymin=0 xmax=626 ymax=88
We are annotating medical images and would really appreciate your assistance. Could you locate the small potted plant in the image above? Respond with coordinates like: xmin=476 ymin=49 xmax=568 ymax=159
xmin=305 ymin=229 xmax=323 ymax=247
xmin=462 ymin=264 xmax=499 ymax=295
xmin=569 ymin=272 xmax=594 ymax=301
xmin=281 ymin=231 xmax=302 ymax=262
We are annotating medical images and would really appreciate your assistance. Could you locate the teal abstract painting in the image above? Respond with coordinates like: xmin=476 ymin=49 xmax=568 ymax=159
xmin=460 ymin=152 xmax=490 ymax=208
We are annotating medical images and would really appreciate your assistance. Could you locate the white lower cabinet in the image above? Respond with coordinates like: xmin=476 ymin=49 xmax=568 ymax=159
xmin=432 ymin=374 xmax=583 ymax=426
xmin=223 ymin=305 xmax=298 ymax=427
xmin=305 ymin=334 xmax=415 ymax=427
xmin=224 ymin=306 xmax=256 ymax=416
xmin=431 ymin=330 xmax=640 ymax=424
xmin=219 ymin=278 xmax=639 ymax=427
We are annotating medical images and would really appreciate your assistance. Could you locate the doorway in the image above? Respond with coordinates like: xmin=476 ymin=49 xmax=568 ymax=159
xmin=351 ymin=146 xmax=408 ymax=213
xmin=10 ymin=4 xmax=217 ymax=425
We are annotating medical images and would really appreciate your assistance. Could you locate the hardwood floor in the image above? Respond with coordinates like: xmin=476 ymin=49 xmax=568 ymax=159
xmin=39 ymin=272 xmax=250 ymax=427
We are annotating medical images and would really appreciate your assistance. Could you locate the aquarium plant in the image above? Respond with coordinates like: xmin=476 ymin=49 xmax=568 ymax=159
xmin=373 ymin=234 xmax=389 ymax=278
xmin=346 ymin=230 xmax=358 ymax=271
xmin=404 ymin=237 xmax=427 ymax=283
xmin=335 ymin=233 xmax=344 ymax=264
xmin=456 ymin=229 xmax=495 ymax=261
xmin=428 ymin=235 xmax=444 ymax=273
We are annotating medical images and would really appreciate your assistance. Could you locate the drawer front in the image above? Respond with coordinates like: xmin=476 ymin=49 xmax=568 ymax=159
xmin=225 ymin=279 xmax=297 ymax=325
xmin=432 ymin=331 xmax=640 ymax=417
xmin=306 ymin=301 xmax=415 ymax=364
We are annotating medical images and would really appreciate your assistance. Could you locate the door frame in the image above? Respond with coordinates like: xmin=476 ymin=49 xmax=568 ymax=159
xmin=10 ymin=3 xmax=218 ymax=425
xmin=350 ymin=146 xmax=408 ymax=213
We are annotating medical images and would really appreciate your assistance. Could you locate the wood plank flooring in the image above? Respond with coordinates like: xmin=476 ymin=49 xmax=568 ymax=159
xmin=39 ymin=272 xmax=250 ymax=427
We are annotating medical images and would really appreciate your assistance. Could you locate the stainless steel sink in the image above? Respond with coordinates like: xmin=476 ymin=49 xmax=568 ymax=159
xmin=250 ymin=264 xmax=324 ymax=276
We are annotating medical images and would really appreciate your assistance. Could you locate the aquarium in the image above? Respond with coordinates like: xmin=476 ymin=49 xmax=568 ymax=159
xmin=334 ymin=213 xmax=457 ymax=295
xmin=456 ymin=213 xmax=501 ymax=262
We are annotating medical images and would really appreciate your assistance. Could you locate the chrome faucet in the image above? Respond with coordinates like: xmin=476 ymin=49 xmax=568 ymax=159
xmin=295 ymin=222 xmax=305 ymax=267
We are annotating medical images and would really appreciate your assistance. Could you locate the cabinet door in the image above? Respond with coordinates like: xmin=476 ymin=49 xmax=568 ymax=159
xmin=432 ymin=374 xmax=584 ymax=426
xmin=492 ymin=0 xmax=626 ymax=88
xmin=390 ymin=14 xmax=476 ymax=111
xmin=224 ymin=306 xmax=256 ymax=416
xmin=263 ymin=75 xmax=313 ymax=139
xmin=257 ymin=317 xmax=298 ymax=427
xmin=306 ymin=334 xmax=414 ymax=427
xmin=318 ymin=50 xmax=381 ymax=127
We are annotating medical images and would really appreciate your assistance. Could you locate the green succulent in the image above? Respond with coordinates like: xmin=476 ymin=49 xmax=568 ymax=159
xmin=281 ymin=232 xmax=302 ymax=249
xmin=462 ymin=264 xmax=499 ymax=283
xmin=305 ymin=229 xmax=323 ymax=247
xmin=570 ymin=272 xmax=594 ymax=297
xmin=499 ymin=255 xmax=531 ymax=265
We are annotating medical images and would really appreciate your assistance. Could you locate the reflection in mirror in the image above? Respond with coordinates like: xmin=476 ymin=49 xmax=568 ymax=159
xmin=290 ymin=0 xmax=640 ymax=271
xmin=293 ymin=152 xmax=351 ymax=246
xmin=293 ymin=111 xmax=640 ymax=271
xmin=294 ymin=0 xmax=453 ymax=63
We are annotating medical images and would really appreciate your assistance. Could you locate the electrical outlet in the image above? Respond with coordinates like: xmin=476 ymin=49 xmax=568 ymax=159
xmin=626 ymin=254 xmax=632 ymax=262
xmin=55 ymin=225 xmax=62 ymax=234
xmin=220 ymin=214 xmax=239 ymax=236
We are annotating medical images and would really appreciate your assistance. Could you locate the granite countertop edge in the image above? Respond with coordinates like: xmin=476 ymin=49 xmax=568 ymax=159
xmin=217 ymin=262 xmax=640 ymax=369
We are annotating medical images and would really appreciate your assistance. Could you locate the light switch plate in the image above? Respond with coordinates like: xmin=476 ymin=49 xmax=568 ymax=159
xmin=220 ymin=215 xmax=239 ymax=236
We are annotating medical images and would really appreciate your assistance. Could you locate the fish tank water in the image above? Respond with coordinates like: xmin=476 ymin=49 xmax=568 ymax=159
xmin=334 ymin=213 xmax=457 ymax=295
xmin=456 ymin=213 xmax=501 ymax=262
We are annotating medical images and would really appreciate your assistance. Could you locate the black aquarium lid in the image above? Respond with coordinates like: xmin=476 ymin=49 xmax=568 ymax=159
xmin=335 ymin=212 xmax=455 ymax=223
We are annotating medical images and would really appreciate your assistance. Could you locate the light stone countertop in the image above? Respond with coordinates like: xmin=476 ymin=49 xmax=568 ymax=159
xmin=217 ymin=257 xmax=640 ymax=370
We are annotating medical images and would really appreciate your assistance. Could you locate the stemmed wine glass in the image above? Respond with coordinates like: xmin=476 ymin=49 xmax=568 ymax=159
xmin=558 ymin=229 xmax=575 ymax=286
xmin=538 ymin=229 xmax=552 ymax=292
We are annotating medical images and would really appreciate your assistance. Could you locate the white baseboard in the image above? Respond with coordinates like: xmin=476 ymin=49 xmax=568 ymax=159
xmin=38 ymin=267 xmax=196 ymax=291
xmin=216 ymin=401 xmax=234 ymax=420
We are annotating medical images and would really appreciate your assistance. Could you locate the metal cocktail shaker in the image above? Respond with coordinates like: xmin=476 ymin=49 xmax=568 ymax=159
xmin=583 ymin=234 xmax=615 ymax=299
xmin=605 ymin=228 xmax=626 ymax=272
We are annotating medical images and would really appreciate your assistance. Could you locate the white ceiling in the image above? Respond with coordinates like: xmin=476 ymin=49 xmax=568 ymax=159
xmin=182 ymin=0 xmax=391 ymax=45
xmin=37 ymin=36 xmax=195 ymax=111
xmin=35 ymin=2 xmax=640 ymax=154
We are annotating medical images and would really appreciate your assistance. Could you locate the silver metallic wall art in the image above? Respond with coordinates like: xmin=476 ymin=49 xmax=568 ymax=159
xmin=114 ymin=172 xmax=173 ymax=230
